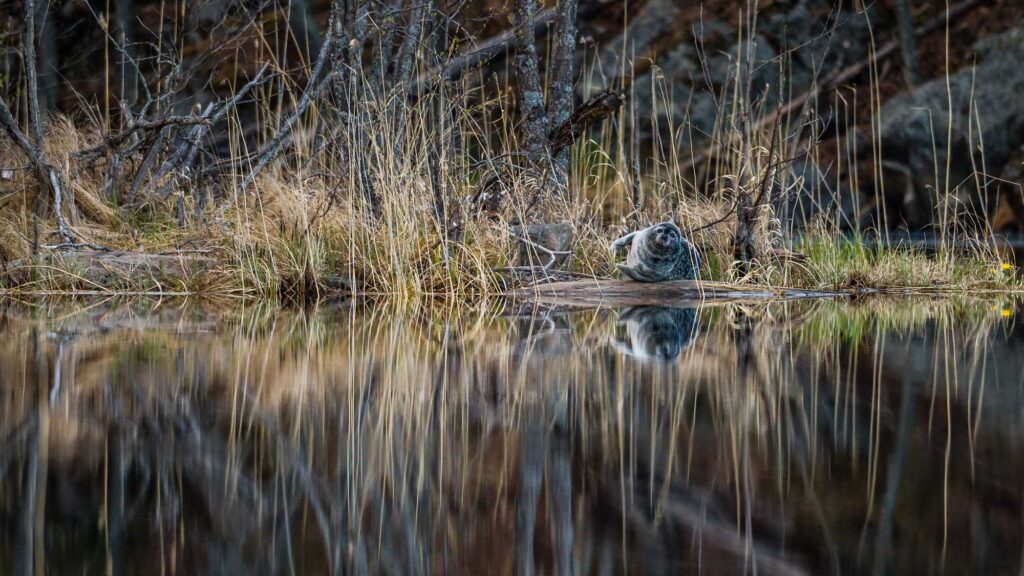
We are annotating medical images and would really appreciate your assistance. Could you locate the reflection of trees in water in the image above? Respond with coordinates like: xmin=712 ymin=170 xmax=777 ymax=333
xmin=0 ymin=299 xmax=1022 ymax=574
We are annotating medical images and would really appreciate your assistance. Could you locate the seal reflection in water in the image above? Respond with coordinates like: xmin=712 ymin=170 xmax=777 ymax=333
xmin=610 ymin=221 xmax=701 ymax=282
xmin=611 ymin=306 xmax=701 ymax=362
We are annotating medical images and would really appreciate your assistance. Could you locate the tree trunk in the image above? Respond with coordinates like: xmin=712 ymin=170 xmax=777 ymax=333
xmin=395 ymin=0 xmax=430 ymax=92
xmin=288 ymin=0 xmax=323 ymax=64
xmin=733 ymin=0 xmax=760 ymax=274
xmin=24 ymin=0 xmax=44 ymax=145
xmin=513 ymin=0 xmax=549 ymax=163
xmin=35 ymin=0 xmax=58 ymax=111
xmin=733 ymin=189 xmax=757 ymax=272
xmin=546 ymin=0 xmax=579 ymax=193
xmin=893 ymin=0 xmax=920 ymax=87
xmin=114 ymin=0 xmax=137 ymax=106
xmin=369 ymin=0 xmax=401 ymax=87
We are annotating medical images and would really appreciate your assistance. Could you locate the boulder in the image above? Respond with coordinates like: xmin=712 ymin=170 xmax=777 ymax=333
xmin=582 ymin=0 xmax=870 ymax=145
xmin=773 ymin=155 xmax=863 ymax=232
xmin=879 ymin=28 xmax=1024 ymax=228
xmin=510 ymin=223 xmax=575 ymax=269
xmin=993 ymin=145 xmax=1024 ymax=232
xmin=1 ymin=251 xmax=216 ymax=291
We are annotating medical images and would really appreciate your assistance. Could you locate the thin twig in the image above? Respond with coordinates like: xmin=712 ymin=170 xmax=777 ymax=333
xmin=412 ymin=8 xmax=557 ymax=92
xmin=508 ymin=230 xmax=570 ymax=270
xmin=236 ymin=22 xmax=339 ymax=198
xmin=684 ymin=150 xmax=810 ymax=237
xmin=72 ymin=116 xmax=212 ymax=161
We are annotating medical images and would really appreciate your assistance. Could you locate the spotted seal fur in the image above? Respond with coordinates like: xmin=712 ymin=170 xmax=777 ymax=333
xmin=611 ymin=306 xmax=700 ymax=362
xmin=610 ymin=221 xmax=700 ymax=282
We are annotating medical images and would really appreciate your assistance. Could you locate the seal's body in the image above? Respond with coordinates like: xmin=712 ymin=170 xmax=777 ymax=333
xmin=610 ymin=222 xmax=700 ymax=282
xmin=611 ymin=306 xmax=700 ymax=362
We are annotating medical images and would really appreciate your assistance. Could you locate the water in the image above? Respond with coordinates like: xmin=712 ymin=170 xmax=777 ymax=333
xmin=0 ymin=296 xmax=1022 ymax=575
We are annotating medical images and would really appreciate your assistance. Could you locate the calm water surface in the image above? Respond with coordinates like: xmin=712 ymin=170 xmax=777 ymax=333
xmin=1 ymin=296 xmax=1023 ymax=575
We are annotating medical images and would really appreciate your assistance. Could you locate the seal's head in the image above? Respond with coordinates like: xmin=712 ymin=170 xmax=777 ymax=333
xmin=612 ymin=307 xmax=701 ymax=362
xmin=616 ymin=221 xmax=700 ymax=282
xmin=649 ymin=222 xmax=682 ymax=254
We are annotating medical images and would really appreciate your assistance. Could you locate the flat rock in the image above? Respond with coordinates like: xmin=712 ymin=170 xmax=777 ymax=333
xmin=511 ymin=278 xmax=839 ymax=308
xmin=510 ymin=223 xmax=575 ymax=268
xmin=2 ymin=250 xmax=216 ymax=292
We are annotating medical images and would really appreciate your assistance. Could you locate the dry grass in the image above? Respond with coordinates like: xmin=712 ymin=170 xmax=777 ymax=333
xmin=1 ymin=113 xmax=1019 ymax=298
xmin=1 ymin=28 xmax=1021 ymax=300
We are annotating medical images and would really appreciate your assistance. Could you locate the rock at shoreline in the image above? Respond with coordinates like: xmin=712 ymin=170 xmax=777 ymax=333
xmin=511 ymin=223 xmax=575 ymax=269
xmin=993 ymin=145 xmax=1024 ymax=232
xmin=879 ymin=28 xmax=1024 ymax=228
xmin=1 ymin=251 xmax=216 ymax=291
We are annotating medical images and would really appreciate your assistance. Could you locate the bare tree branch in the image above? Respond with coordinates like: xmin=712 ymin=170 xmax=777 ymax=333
xmin=73 ymin=116 xmax=212 ymax=161
xmin=413 ymin=9 xmax=557 ymax=92
xmin=0 ymin=0 xmax=79 ymax=245
xmin=237 ymin=12 xmax=340 ymax=198
xmin=0 ymin=95 xmax=80 ymax=246
xmin=548 ymin=88 xmax=623 ymax=157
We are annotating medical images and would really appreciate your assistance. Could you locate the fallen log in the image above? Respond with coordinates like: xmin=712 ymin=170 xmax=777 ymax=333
xmin=1 ymin=251 xmax=216 ymax=292
xmin=511 ymin=278 xmax=841 ymax=308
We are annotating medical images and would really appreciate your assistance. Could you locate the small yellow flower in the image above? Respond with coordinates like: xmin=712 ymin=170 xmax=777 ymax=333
xmin=1002 ymin=263 xmax=1013 ymax=271
xmin=1002 ymin=309 xmax=1013 ymax=318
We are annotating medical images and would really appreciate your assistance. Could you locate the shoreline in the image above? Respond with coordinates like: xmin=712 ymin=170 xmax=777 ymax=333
xmin=1 ymin=281 xmax=1021 ymax=302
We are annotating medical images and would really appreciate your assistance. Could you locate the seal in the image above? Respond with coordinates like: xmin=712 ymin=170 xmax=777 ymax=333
xmin=611 ymin=306 xmax=701 ymax=362
xmin=610 ymin=221 xmax=701 ymax=282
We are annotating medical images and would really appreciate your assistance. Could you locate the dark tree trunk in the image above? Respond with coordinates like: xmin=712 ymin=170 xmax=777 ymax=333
xmin=733 ymin=189 xmax=757 ymax=272
xmin=512 ymin=0 xmax=549 ymax=163
xmin=14 ymin=0 xmax=74 ymax=243
xmin=288 ymin=0 xmax=323 ymax=63
xmin=546 ymin=0 xmax=579 ymax=192
xmin=893 ymin=0 xmax=920 ymax=87
xmin=24 ymin=0 xmax=44 ymax=145
xmin=732 ymin=0 xmax=761 ymax=274
xmin=348 ymin=0 xmax=370 ymax=71
xmin=395 ymin=0 xmax=431 ymax=92
xmin=35 ymin=0 xmax=58 ymax=111
xmin=370 ymin=0 xmax=401 ymax=87
xmin=114 ymin=0 xmax=137 ymax=106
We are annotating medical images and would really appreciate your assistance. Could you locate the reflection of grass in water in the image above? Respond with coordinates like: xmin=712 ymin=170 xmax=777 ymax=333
xmin=769 ymin=295 xmax=1018 ymax=570
xmin=0 ymin=296 xmax=1019 ymax=573
xmin=791 ymin=295 xmax=1016 ymax=346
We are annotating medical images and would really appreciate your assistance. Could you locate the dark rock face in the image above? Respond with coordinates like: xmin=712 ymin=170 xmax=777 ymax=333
xmin=577 ymin=2 xmax=1024 ymax=233
xmin=879 ymin=29 xmax=1024 ymax=229
xmin=511 ymin=223 xmax=575 ymax=268
xmin=583 ymin=0 xmax=870 ymax=143
xmin=994 ymin=145 xmax=1024 ymax=232
xmin=773 ymin=155 xmax=864 ymax=233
